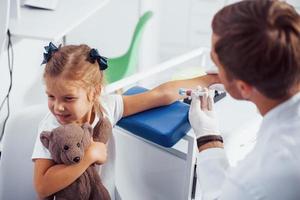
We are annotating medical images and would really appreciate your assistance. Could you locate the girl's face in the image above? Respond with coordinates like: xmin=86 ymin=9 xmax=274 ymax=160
xmin=45 ymin=76 xmax=95 ymax=125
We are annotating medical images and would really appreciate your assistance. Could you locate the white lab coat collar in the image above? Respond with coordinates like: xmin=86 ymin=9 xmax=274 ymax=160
xmin=256 ymin=91 xmax=300 ymax=144
xmin=263 ymin=91 xmax=300 ymax=122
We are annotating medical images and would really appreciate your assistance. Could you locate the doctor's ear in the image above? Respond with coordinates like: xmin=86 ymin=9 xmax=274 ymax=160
xmin=236 ymin=80 xmax=253 ymax=99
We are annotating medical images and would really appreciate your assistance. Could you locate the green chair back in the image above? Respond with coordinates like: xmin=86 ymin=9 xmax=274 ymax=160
xmin=105 ymin=11 xmax=153 ymax=83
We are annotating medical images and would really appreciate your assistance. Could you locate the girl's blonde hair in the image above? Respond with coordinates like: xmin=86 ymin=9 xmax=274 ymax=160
xmin=43 ymin=44 xmax=104 ymax=117
xmin=43 ymin=43 xmax=113 ymax=144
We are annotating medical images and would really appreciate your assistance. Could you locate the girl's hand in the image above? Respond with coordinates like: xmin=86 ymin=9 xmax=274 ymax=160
xmin=86 ymin=139 xmax=107 ymax=165
xmin=201 ymin=74 xmax=220 ymax=88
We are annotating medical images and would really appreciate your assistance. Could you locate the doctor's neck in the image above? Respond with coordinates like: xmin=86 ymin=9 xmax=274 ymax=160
xmin=253 ymin=85 xmax=300 ymax=116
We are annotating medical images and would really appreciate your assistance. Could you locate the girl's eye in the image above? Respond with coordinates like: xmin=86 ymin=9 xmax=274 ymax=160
xmin=64 ymin=145 xmax=69 ymax=150
xmin=77 ymin=143 xmax=80 ymax=147
xmin=65 ymin=97 xmax=76 ymax=101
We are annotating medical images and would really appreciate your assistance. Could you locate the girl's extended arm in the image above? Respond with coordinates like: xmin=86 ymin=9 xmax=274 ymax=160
xmin=33 ymin=141 xmax=107 ymax=199
xmin=122 ymin=74 xmax=219 ymax=116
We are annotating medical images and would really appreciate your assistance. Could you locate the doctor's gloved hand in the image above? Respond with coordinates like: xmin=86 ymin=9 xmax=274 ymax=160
xmin=188 ymin=87 xmax=220 ymax=139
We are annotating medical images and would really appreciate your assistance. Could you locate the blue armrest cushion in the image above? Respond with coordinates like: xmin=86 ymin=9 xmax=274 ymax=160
xmin=117 ymin=86 xmax=191 ymax=147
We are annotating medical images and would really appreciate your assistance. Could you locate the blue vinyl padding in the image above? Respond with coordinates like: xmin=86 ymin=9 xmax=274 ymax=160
xmin=117 ymin=86 xmax=191 ymax=147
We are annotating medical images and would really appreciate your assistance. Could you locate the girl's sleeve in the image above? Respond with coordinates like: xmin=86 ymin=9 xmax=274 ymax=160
xmin=100 ymin=94 xmax=124 ymax=126
xmin=31 ymin=113 xmax=54 ymax=160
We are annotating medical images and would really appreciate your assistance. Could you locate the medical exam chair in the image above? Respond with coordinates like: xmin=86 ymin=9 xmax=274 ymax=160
xmin=114 ymin=86 xmax=197 ymax=200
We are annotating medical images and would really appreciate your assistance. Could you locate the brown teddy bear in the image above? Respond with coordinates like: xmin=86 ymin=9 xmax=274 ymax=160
xmin=40 ymin=121 xmax=112 ymax=200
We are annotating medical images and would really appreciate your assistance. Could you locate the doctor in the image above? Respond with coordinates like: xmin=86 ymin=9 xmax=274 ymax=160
xmin=189 ymin=0 xmax=300 ymax=199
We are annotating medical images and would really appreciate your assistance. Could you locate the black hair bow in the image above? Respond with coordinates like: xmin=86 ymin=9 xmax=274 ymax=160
xmin=89 ymin=48 xmax=108 ymax=71
xmin=41 ymin=42 xmax=60 ymax=65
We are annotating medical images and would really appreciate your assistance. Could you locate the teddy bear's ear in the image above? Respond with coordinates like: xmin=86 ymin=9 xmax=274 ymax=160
xmin=82 ymin=122 xmax=93 ymax=137
xmin=40 ymin=131 xmax=52 ymax=149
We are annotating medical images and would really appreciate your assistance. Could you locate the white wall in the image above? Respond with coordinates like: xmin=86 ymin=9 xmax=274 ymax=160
xmin=139 ymin=0 xmax=161 ymax=70
xmin=158 ymin=0 xmax=300 ymax=61
xmin=0 ymin=40 xmax=46 ymax=108
xmin=0 ymin=39 xmax=46 ymax=144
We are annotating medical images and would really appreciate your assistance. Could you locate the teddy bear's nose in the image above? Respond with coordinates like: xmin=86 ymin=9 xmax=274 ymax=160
xmin=73 ymin=157 xmax=80 ymax=163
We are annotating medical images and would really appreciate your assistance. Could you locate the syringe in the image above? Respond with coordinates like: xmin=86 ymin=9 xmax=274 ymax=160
xmin=179 ymin=85 xmax=226 ymax=103
xmin=178 ymin=88 xmax=208 ymax=97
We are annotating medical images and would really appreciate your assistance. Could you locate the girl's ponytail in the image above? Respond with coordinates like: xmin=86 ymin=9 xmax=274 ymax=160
xmin=93 ymin=103 xmax=112 ymax=144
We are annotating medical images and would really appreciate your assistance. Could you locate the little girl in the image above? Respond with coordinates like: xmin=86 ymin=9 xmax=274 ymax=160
xmin=32 ymin=43 xmax=218 ymax=199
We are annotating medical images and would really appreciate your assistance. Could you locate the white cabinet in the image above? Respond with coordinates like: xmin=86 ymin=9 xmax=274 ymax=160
xmin=159 ymin=0 xmax=226 ymax=59
xmin=188 ymin=0 xmax=225 ymax=48
xmin=9 ymin=0 xmax=109 ymax=41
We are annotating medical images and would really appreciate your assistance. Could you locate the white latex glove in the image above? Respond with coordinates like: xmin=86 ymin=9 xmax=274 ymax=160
xmin=188 ymin=87 xmax=220 ymax=138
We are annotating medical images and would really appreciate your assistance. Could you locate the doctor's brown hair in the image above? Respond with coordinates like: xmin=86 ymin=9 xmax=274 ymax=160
xmin=212 ymin=0 xmax=300 ymax=99
xmin=43 ymin=44 xmax=112 ymax=142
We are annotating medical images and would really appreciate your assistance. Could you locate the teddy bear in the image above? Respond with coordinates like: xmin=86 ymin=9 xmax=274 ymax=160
xmin=40 ymin=121 xmax=112 ymax=200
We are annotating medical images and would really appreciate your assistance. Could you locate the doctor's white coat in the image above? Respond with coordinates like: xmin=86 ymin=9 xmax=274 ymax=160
xmin=196 ymin=92 xmax=300 ymax=200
